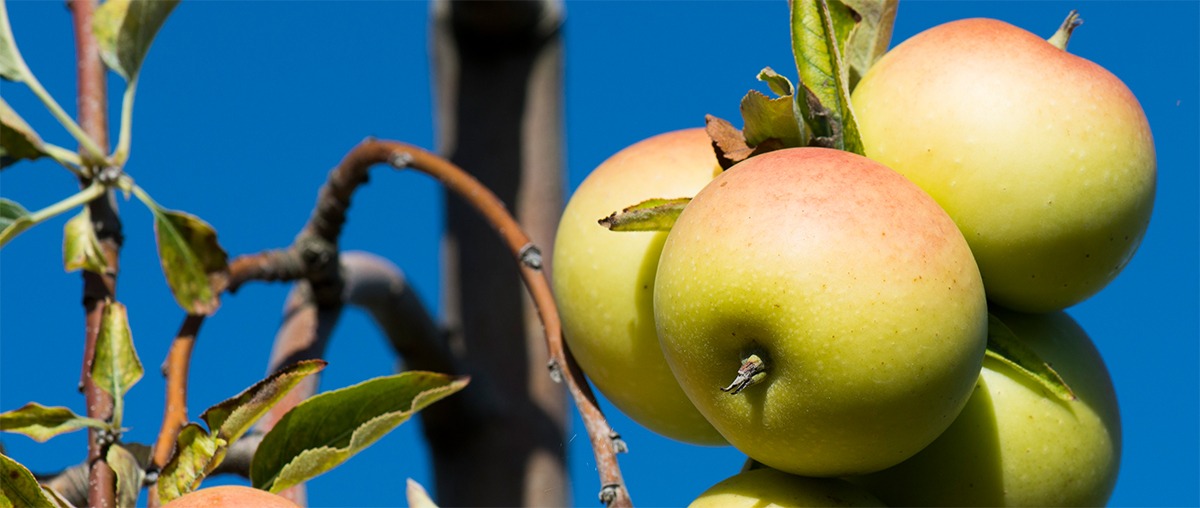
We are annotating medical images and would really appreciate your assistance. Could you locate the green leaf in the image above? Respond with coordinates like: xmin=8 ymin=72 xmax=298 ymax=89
xmin=157 ymin=423 xmax=225 ymax=505
xmin=742 ymin=89 xmax=804 ymax=148
xmin=0 ymin=453 xmax=59 ymax=508
xmin=107 ymin=444 xmax=145 ymax=508
xmin=146 ymin=204 xmax=230 ymax=315
xmin=0 ymin=1 xmax=28 ymax=82
xmin=986 ymin=313 xmax=1077 ymax=402
xmin=93 ymin=0 xmax=179 ymax=81
xmin=0 ymin=198 xmax=31 ymax=247
xmin=597 ymin=198 xmax=691 ymax=232
xmin=790 ymin=0 xmax=864 ymax=154
xmin=0 ymin=98 xmax=45 ymax=167
xmin=757 ymin=67 xmax=794 ymax=97
xmin=63 ymin=208 xmax=108 ymax=275
xmin=91 ymin=301 xmax=143 ymax=428
xmin=0 ymin=402 xmax=108 ymax=442
xmin=841 ymin=0 xmax=898 ymax=90
xmin=251 ymin=372 xmax=469 ymax=493
xmin=201 ymin=360 xmax=328 ymax=444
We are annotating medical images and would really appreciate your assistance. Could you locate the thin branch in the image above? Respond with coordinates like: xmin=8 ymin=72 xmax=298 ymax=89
xmin=148 ymin=315 xmax=204 ymax=496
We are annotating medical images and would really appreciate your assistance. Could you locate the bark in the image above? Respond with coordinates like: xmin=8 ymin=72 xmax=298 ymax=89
xmin=427 ymin=1 xmax=568 ymax=506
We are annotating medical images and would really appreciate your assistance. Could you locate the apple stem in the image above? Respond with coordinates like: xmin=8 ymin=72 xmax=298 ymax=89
xmin=1047 ymin=10 xmax=1083 ymax=51
xmin=722 ymin=353 xmax=768 ymax=395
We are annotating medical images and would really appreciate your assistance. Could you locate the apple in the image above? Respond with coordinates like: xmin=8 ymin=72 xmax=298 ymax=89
xmin=162 ymin=485 xmax=300 ymax=508
xmin=849 ymin=307 xmax=1121 ymax=506
xmin=654 ymin=147 xmax=988 ymax=476
xmin=551 ymin=128 xmax=725 ymax=445
xmin=690 ymin=468 xmax=883 ymax=507
xmin=851 ymin=17 xmax=1156 ymax=313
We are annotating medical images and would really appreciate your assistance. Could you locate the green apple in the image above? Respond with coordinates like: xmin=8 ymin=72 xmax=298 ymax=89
xmin=552 ymin=128 xmax=725 ymax=445
xmin=654 ymin=147 xmax=988 ymax=476
xmin=850 ymin=307 xmax=1121 ymax=506
xmin=690 ymin=468 xmax=883 ymax=508
xmin=851 ymin=17 xmax=1156 ymax=313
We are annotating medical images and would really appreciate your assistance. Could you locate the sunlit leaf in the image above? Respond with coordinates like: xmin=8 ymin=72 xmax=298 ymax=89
xmin=91 ymin=301 xmax=143 ymax=402
xmin=251 ymin=372 xmax=469 ymax=493
xmin=598 ymin=197 xmax=691 ymax=232
xmin=63 ymin=208 xmax=108 ymax=274
xmin=841 ymin=0 xmax=898 ymax=90
xmin=201 ymin=360 xmax=327 ymax=444
xmin=0 ymin=198 xmax=31 ymax=247
xmin=0 ymin=98 xmax=45 ymax=167
xmin=107 ymin=444 xmax=145 ymax=508
xmin=742 ymin=90 xmax=804 ymax=148
xmin=407 ymin=479 xmax=439 ymax=508
xmin=156 ymin=423 xmax=225 ymax=505
xmin=0 ymin=1 xmax=28 ymax=82
xmin=0 ymin=402 xmax=108 ymax=442
xmin=93 ymin=0 xmax=179 ymax=81
xmin=756 ymin=67 xmax=794 ymax=98
xmin=790 ymin=0 xmax=864 ymax=154
xmin=147 ymin=205 xmax=229 ymax=315
xmin=0 ymin=453 xmax=60 ymax=508
xmin=986 ymin=313 xmax=1076 ymax=401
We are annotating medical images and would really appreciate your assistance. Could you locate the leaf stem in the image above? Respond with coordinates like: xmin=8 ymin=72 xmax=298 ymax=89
xmin=0 ymin=181 xmax=105 ymax=247
xmin=112 ymin=75 xmax=138 ymax=166
xmin=41 ymin=143 xmax=86 ymax=177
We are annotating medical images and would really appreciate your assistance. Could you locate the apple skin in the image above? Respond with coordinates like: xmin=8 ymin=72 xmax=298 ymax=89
xmin=851 ymin=17 xmax=1156 ymax=313
xmin=162 ymin=485 xmax=300 ymax=508
xmin=551 ymin=128 xmax=725 ymax=445
xmin=689 ymin=468 xmax=884 ymax=508
xmin=849 ymin=307 xmax=1121 ymax=506
xmin=654 ymin=147 xmax=988 ymax=476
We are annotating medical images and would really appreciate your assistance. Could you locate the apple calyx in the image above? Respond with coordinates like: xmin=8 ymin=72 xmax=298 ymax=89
xmin=721 ymin=353 xmax=767 ymax=395
xmin=1047 ymin=10 xmax=1083 ymax=51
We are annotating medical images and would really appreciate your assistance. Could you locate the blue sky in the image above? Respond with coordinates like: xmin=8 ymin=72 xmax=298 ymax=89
xmin=1 ymin=1 xmax=1196 ymax=506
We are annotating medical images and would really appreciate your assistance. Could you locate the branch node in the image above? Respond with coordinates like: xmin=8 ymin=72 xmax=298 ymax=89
xmin=518 ymin=243 xmax=543 ymax=270
xmin=547 ymin=358 xmax=563 ymax=384
xmin=598 ymin=484 xmax=622 ymax=506
xmin=388 ymin=151 xmax=415 ymax=169
xmin=609 ymin=431 xmax=628 ymax=454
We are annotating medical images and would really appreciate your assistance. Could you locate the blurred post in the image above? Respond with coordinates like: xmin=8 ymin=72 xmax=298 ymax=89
xmin=426 ymin=1 xmax=568 ymax=506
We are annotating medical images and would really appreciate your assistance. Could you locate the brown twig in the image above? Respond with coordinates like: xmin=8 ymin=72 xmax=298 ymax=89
xmin=144 ymin=315 xmax=205 ymax=508
xmin=68 ymin=1 xmax=118 ymax=507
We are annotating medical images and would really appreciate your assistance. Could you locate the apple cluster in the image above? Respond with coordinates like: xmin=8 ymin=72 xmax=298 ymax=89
xmin=552 ymin=14 xmax=1150 ymax=508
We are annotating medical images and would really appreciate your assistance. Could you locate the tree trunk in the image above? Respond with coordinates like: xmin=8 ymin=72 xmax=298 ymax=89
xmin=426 ymin=1 xmax=567 ymax=506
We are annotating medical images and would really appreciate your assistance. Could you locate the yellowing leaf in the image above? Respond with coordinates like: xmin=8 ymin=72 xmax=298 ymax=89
xmin=63 ymin=208 xmax=108 ymax=274
xmin=251 ymin=372 xmax=469 ymax=493
xmin=0 ymin=402 xmax=108 ymax=442
xmin=0 ymin=98 xmax=45 ymax=167
xmin=598 ymin=197 xmax=691 ymax=232
xmin=107 ymin=444 xmax=146 ymax=508
xmin=841 ymin=0 xmax=898 ymax=90
xmin=148 ymin=206 xmax=229 ymax=315
xmin=201 ymin=360 xmax=327 ymax=444
xmin=91 ymin=301 xmax=143 ymax=402
xmin=93 ymin=0 xmax=179 ymax=80
xmin=156 ymin=423 xmax=225 ymax=505
xmin=0 ymin=453 xmax=62 ymax=507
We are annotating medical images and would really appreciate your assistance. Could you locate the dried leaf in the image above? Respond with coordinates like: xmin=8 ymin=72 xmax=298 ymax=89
xmin=598 ymin=198 xmax=691 ymax=232
xmin=0 ymin=402 xmax=108 ymax=442
xmin=201 ymin=360 xmax=327 ymax=444
xmin=841 ymin=0 xmax=898 ymax=90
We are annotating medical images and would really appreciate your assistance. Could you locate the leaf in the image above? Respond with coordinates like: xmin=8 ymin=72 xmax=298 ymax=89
xmin=201 ymin=360 xmax=327 ymax=444
xmin=63 ymin=208 xmax=108 ymax=274
xmin=148 ymin=206 xmax=230 ymax=315
xmin=93 ymin=0 xmax=180 ymax=81
xmin=598 ymin=197 xmax=691 ymax=232
xmin=250 ymin=372 xmax=469 ymax=493
xmin=407 ymin=479 xmax=439 ymax=508
xmin=0 ymin=98 xmax=45 ymax=167
xmin=0 ymin=198 xmax=31 ymax=247
xmin=986 ymin=313 xmax=1076 ymax=402
xmin=106 ymin=445 xmax=145 ymax=508
xmin=91 ymin=301 xmax=143 ymax=402
xmin=741 ymin=89 xmax=804 ymax=148
xmin=0 ymin=1 xmax=28 ymax=82
xmin=841 ymin=0 xmax=898 ymax=90
xmin=790 ymin=0 xmax=864 ymax=154
xmin=156 ymin=423 xmax=225 ymax=504
xmin=0 ymin=453 xmax=60 ymax=508
xmin=757 ymin=67 xmax=794 ymax=97
xmin=0 ymin=402 xmax=108 ymax=442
